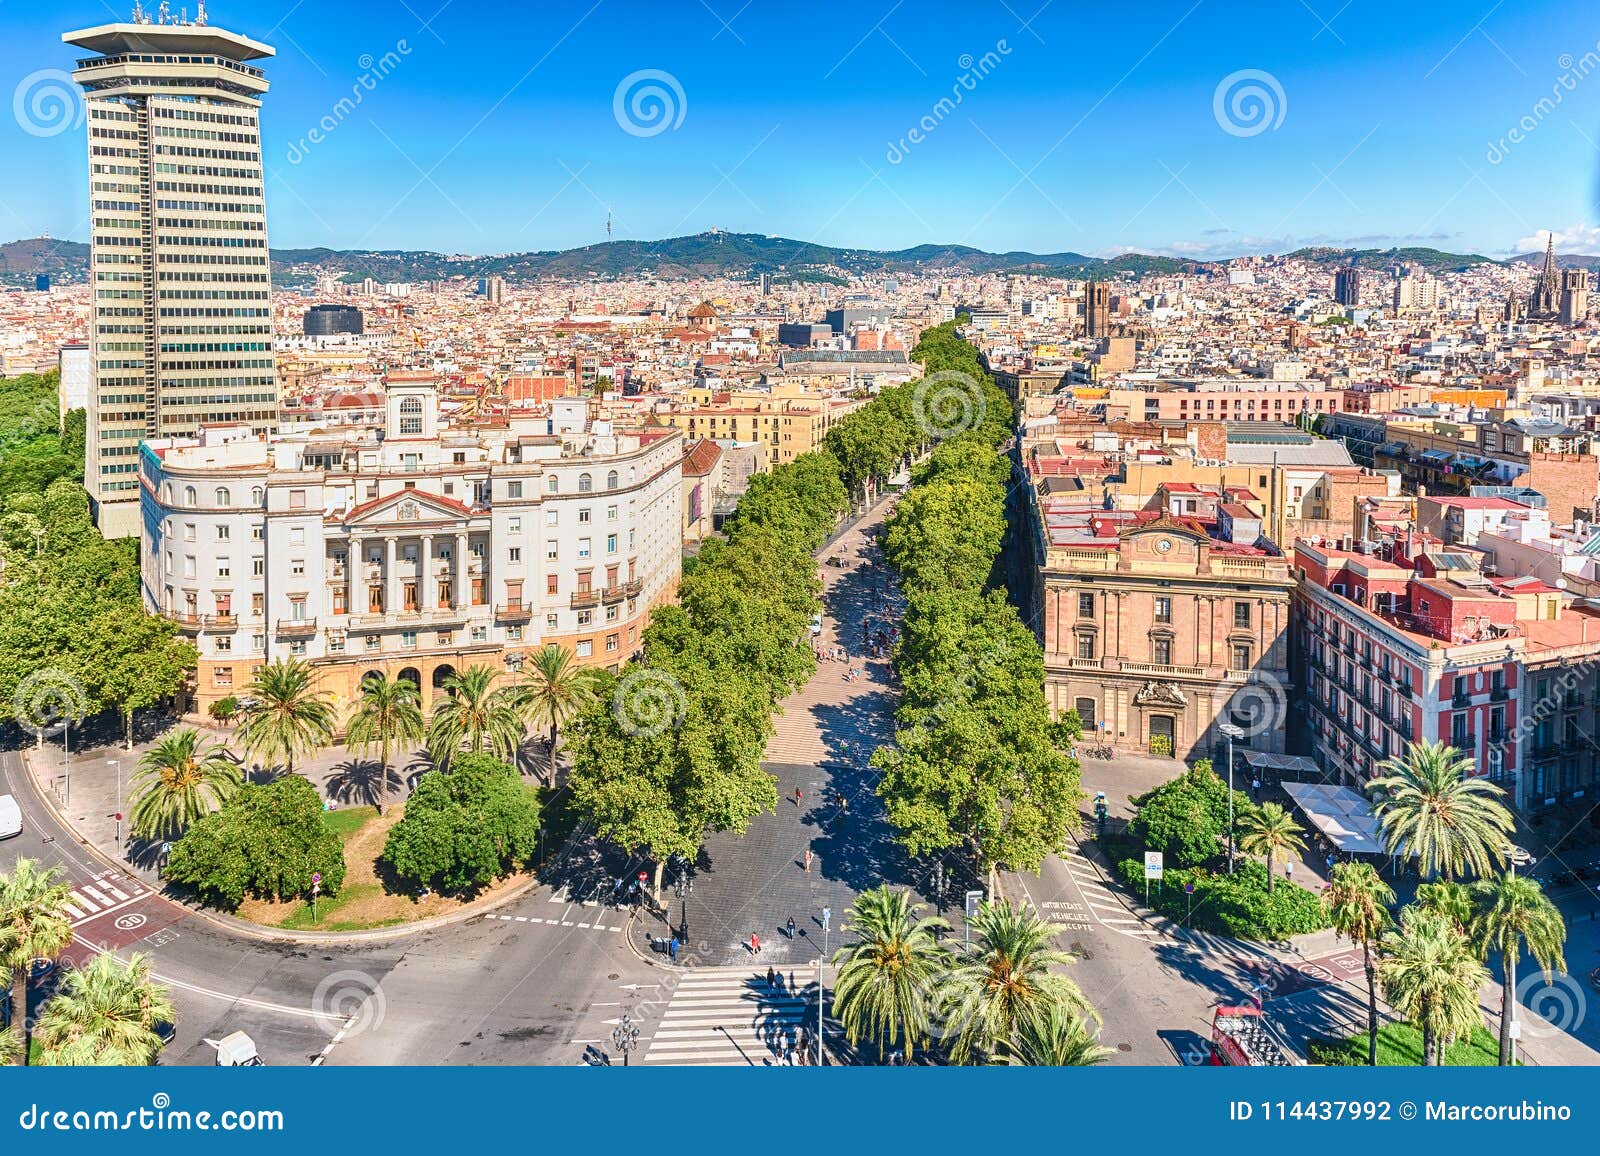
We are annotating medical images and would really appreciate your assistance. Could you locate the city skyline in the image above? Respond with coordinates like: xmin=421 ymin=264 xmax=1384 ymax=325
xmin=5 ymin=0 xmax=1600 ymax=259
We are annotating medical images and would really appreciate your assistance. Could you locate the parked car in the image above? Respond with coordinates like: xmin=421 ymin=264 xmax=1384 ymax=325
xmin=0 ymin=794 xmax=22 ymax=840
xmin=809 ymin=614 xmax=823 ymax=637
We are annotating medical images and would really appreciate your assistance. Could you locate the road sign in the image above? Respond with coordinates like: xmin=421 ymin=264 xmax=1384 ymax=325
xmin=312 ymin=872 xmax=322 ymax=884
xmin=1185 ymin=881 xmax=1195 ymax=894
xmin=1144 ymin=852 xmax=1164 ymax=879
xmin=965 ymin=889 xmax=984 ymax=919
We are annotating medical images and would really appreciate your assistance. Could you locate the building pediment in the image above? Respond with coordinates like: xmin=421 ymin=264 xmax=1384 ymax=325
xmin=342 ymin=490 xmax=474 ymax=529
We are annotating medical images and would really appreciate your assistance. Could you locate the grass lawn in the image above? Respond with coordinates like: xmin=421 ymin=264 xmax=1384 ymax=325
xmin=237 ymin=802 xmax=528 ymax=931
xmin=1310 ymin=1022 xmax=1506 ymax=1066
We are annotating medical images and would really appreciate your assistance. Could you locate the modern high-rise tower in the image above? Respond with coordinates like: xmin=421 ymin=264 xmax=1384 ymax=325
xmin=1333 ymin=266 xmax=1360 ymax=307
xmin=66 ymin=11 xmax=279 ymax=539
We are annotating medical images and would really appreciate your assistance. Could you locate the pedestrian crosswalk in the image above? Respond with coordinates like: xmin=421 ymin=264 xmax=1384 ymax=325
xmin=59 ymin=872 xmax=147 ymax=925
xmin=1060 ymin=847 xmax=1160 ymax=941
xmin=640 ymin=966 xmax=836 ymax=1066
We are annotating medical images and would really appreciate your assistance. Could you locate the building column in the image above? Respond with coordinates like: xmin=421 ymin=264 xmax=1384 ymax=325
xmin=345 ymin=534 xmax=359 ymax=615
xmin=420 ymin=534 xmax=435 ymax=611
xmin=385 ymin=536 xmax=398 ymax=615
xmin=456 ymin=532 xmax=469 ymax=609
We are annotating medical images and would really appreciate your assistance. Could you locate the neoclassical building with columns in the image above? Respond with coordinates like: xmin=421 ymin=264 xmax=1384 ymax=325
xmin=138 ymin=372 xmax=682 ymax=722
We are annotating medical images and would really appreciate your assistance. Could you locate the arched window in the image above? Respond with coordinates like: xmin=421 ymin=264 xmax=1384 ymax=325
xmin=215 ymin=487 xmax=231 ymax=507
xmin=184 ymin=486 xmax=197 ymax=506
xmin=547 ymin=475 xmax=559 ymax=494
xmin=606 ymin=470 xmax=619 ymax=490
xmin=163 ymin=483 xmax=173 ymax=504
xmin=398 ymin=396 xmax=423 ymax=436
xmin=628 ymin=468 xmax=636 ymax=485
xmin=578 ymin=473 xmax=593 ymax=493
xmin=250 ymin=486 xmax=265 ymax=505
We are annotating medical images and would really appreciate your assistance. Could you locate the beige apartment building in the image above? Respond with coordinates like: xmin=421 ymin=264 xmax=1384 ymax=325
xmin=656 ymin=382 xmax=866 ymax=467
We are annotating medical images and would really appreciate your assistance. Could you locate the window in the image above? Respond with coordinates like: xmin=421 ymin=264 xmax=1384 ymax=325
xmin=471 ymin=626 xmax=487 ymax=642
xmin=578 ymin=508 xmax=591 ymax=524
xmin=1076 ymin=633 xmax=1095 ymax=661
xmin=215 ymin=636 xmax=232 ymax=653
xmin=508 ymin=547 xmax=522 ymax=563
xmin=251 ymin=486 xmax=264 ymax=505
xmin=578 ymin=538 xmax=591 ymax=559
xmin=401 ymin=631 xmax=418 ymax=648
xmin=184 ymin=523 xmax=196 ymax=542
xmin=1154 ymin=596 xmax=1171 ymax=624
xmin=365 ymin=635 xmax=381 ymax=652
xmin=578 ymin=473 xmax=593 ymax=493
xmin=215 ymin=666 xmax=233 ymax=688
xmin=576 ymin=640 xmax=593 ymax=657
xmin=606 ymin=470 xmax=618 ymax=490
xmin=216 ymin=556 xmax=231 ymax=578
xmin=546 ymin=541 xmax=558 ymax=560
xmin=606 ymin=534 xmax=618 ymax=554
xmin=545 ymin=509 xmax=558 ymax=525
xmin=1233 ymin=601 xmax=1251 ymax=629
xmin=184 ymin=485 xmax=197 ymax=505
xmin=216 ymin=524 xmax=229 ymax=541
xmin=289 ymin=527 xmax=305 ymax=545
xmin=291 ymin=559 xmax=305 ymax=576
xmin=289 ymin=639 xmax=308 ymax=656
xmin=607 ymin=505 xmax=618 ymax=521
xmin=547 ymin=475 xmax=559 ymax=494
xmin=1078 ymin=592 xmax=1094 ymax=617
xmin=215 ymin=487 xmax=231 ymax=507
xmin=507 ymin=481 xmax=523 ymax=499
xmin=547 ymin=575 xmax=558 ymax=595
xmin=1074 ymin=697 xmax=1096 ymax=729
xmin=577 ymin=610 xmax=593 ymax=626
xmin=289 ymin=489 xmax=306 ymax=509
xmin=1231 ymin=644 xmax=1251 ymax=671
xmin=1153 ymin=638 xmax=1172 ymax=665
xmin=606 ymin=633 xmax=619 ymax=651
xmin=399 ymin=396 xmax=423 ymax=435
xmin=252 ymin=557 xmax=264 ymax=577
xmin=605 ymin=604 xmax=619 ymax=622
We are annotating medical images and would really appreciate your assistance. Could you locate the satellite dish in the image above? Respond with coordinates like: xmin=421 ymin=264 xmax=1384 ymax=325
xmin=1557 ymin=577 xmax=1570 ymax=589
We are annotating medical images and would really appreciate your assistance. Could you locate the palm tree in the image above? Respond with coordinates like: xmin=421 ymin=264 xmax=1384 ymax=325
xmin=1470 ymin=873 xmax=1567 ymax=1067
xmin=511 ymin=645 xmax=601 ymax=784
xmin=1367 ymin=740 xmax=1513 ymax=880
xmin=235 ymin=658 xmax=335 ymax=777
xmin=0 ymin=1023 xmax=18 ymax=1066
xmin=426 ymin=664 xmax=523 ymax=767
xmin=1380 ymin=905 xmax=1489 ymax=1066
xmin=938 ymin=899 xmax=1096 ymax=1065
xmin=343 ymin=672 xmax=425 ymax=812
xmin=1236 ymin=801 xmax=1306 ymax=893
xmin=0 ymin=858 xmax=75 ymax=1065
xmin=829 ymin=885 xmax=950 ymax=1062
xmin=128 ymin=728 xmax=242 ymax=839
xmin=994 ymin=1003 xmax=1112 ymax=1066
xmin=1322 ymin=861 xmax=1395 ymax=1066
xmin=1415 ymin=880 xmax=1474 ymax=933
xmin=34 ymin=953 xmax=175 ymax=1066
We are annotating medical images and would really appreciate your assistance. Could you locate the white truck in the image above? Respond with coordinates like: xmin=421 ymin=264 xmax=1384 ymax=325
xmin=214 ymin=1031 xmax=264 ymax=1066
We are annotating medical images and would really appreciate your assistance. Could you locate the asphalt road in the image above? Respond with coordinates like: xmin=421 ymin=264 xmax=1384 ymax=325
xmin=1 ymin=745 xmax=664 ymax=1066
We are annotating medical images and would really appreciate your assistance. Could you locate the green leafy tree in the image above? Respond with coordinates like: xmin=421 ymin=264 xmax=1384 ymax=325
xmin=1236 ymin=802 xmax=1307 ymax=894
xmin=994 ymin=1003 xmax=1112 ymax=1067
xmin=1323 ymin=861 xmax=1395 ymax=1065
xmin=938 ymin=900 xmax=1096 ymax=1065
xmin=0 ymin=858 xmax=75 ymax=1066
xmin=129 ymin=727 xmax=242 ymax=839
xmin=381 ymin=754 xmax=541 ymax=892
xmin=208 ymin=696 xmax=240 ymax=727
xmin=35 ymin=953 xmax=174 ymax=1067
xmin=830 ymin=885 xmax=951 ymax=1062
xmin=235 ymin=658 xmax=335 ymax=776
xmin=343 ymin=671 xmax=425 ymax=813
xmin=82 ymin=606 xmax=196 ymax=750
xmin=425 ymin=664 xmax=523 ymax=766
xmin=1127 ymin=763 xmax=1237 ymax=868
xmin=510 ymin=645 xmax=601 ymax=784
xmin=163 ymin=775 xmax=345 ymax=909
xmin=1470 ymin=873 xmax=1567 ymax=1066
xmin=1368 ymin=740 xmax=1513 ymax=879
xmin=1379 ymin=905 xmax=1489 ymax=1066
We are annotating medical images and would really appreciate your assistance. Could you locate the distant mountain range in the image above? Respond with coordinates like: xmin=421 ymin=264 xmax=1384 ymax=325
xmin=5 ymin=231 xmax=1591 ymax=289
xmin=0 ymin=231 xmax=1209 ymax=288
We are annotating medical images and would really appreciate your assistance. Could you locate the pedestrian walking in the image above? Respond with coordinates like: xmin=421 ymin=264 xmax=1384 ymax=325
xmin=787 ymin=916 xmax=796 ymax=939
xmin=766 ymin=966 xmax=777 ymax=989
xmin=1251 ymin=777 xmax=1261 ymax=801
xmin=669 ymin=936 xmax=679 ymax=961
xmin=751 ymin=932 xmax=761 ymax=954
xmin=1284 ymin=860 xmax=1294 ymax=884
xmin=794 ymin=787 xmax=803 ymax=806
xmin=803 ymin=849 xmax=813 ymax=873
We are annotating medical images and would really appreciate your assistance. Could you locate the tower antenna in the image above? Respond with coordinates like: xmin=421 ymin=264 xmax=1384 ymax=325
xmin=606 ymin=206 xmax=613 ymax=240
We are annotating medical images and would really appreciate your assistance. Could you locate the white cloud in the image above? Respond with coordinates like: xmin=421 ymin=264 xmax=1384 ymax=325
xmin=1512 ymin=224 xmax=1600 ymax=254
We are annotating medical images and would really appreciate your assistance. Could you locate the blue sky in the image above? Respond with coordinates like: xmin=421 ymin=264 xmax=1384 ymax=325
xmin=5 ymin=0 xmax=1600 ymax=257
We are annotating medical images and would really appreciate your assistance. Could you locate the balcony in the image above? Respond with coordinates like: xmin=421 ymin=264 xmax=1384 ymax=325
xmin=1449 ymin=731 xmax=1476 ymax=750
xmin=1117 ymin=660 xmax=1206 ymax=679
xmin=1451 ymin=691 xmax=1472 ymax=710
xmin=496 ymin=602 xmax=533 ymax=621
xmin=601 ymin=585 xmax=626 ymax=606
xmin=1490 ymin=686 xmax=1510 ymax=703
xmin=203 ymin=613 xmax=238 ymax=630
xmin=275 ymin=618 xmax=318 ymax=638
xmin=623 ymin=578 xmax=644 ymax=598
xmin=571 ymin=589 xmax=601 ymax=610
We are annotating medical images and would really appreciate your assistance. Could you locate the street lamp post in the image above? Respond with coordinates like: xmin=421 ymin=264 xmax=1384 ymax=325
xmin=611 ymin=1013 xmax=639 ymax=1066
xmin=1219 ymin=723 xmax=1245 ymax=875
xmin=111 ymin=760 xmax=121 ymax=852
xmin=818 ymin=905 xmax=831 ymax=1067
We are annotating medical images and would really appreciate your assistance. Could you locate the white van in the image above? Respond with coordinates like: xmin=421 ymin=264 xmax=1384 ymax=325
xmin=215 ymin=1031 xmax=264 ymax=1066
xmin=0 ymin=794 xmax=21 ymax=840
